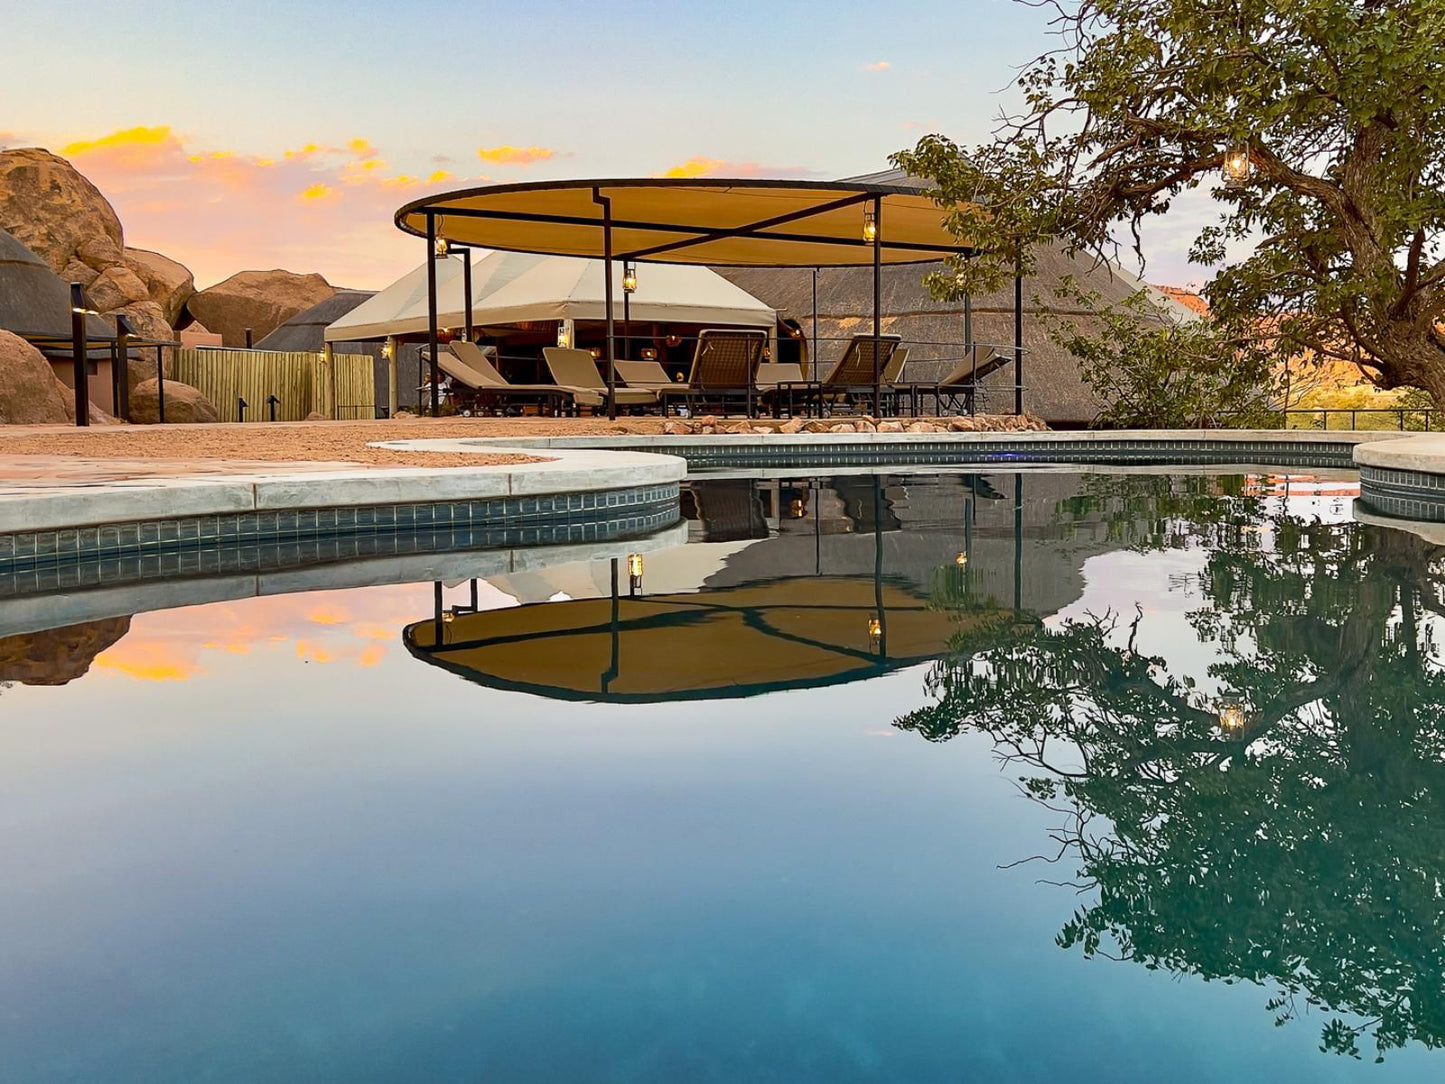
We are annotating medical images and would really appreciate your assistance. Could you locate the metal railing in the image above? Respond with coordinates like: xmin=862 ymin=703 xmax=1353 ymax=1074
xmin=1215 ymin=408 xmax=1436 ymax=432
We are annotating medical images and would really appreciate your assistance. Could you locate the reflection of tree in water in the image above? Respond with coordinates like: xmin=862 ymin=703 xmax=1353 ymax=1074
xmin=906 ymin=482 xmax=1445 ymax=1061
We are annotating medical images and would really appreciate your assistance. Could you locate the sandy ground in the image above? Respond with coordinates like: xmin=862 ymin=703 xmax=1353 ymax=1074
xmin=0 ymin=417 xmax=681 ymax=469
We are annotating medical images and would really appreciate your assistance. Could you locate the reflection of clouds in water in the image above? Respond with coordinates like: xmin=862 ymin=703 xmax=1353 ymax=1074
xmin=92 ymin=583 xmax=448 ymax=683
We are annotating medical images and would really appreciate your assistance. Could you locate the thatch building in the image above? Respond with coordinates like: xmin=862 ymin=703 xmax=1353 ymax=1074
xmin=716 ymin=169 xmax=1197 ymax=426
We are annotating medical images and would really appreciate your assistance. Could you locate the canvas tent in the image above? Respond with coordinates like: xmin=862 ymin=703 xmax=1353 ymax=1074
xmin=325 ymin=250 xmax=776 ymax=343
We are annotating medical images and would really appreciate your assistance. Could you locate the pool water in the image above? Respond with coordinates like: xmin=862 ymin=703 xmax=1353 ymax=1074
xmin=2 ymin=470 xmax=1440 ymax=1082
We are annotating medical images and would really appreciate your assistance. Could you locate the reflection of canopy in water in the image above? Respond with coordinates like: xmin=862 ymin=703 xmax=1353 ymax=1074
xmin=403 ymin=576 xmax=973 ymax=703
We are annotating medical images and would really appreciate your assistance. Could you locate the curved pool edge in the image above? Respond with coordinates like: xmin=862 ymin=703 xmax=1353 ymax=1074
xmin=1355 ymin=434 xmax=1445 ymax=523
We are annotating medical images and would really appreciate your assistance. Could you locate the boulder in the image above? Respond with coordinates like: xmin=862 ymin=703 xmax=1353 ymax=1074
xmin=0 ymin=148 xmax=125 ymax=274
xmin=129 ymin=378 xmax=218 ymax=424
xmin=187 ymin=269 xmax=335 ymax=346
xmin=0 ymin=617 xmax=131 ymax=685
xmin=877 ymin=420 xmax=904 ymax=433
xmin=61 ymin=258 xmax=99 ymax=289
xmin=778 ymin=417 xmax=806 ymax=434
xmin=662 ymin=420 xmax=692 ymax=435
xmin=305 ymin=410 xmax=327 ymax=421
xmin=86 ymin=265 xmax=150 ymax=314
xmin=123 ymin=247 xmax=195 ymax=324
xmin=0 ymin=330 xmax=74 ymax=424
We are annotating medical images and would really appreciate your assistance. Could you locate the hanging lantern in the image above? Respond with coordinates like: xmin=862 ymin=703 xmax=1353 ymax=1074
xmin=1222 ymin=144 xmax=1253 ymax=188
xmin=862 ymin=206 xmax=879 ymax=242
xmin=622 ymin=262 xmax=638 ymax=294
xmin=556 ymin=322 xmax=571 ymax=348
xmin=1217 ymin=699 xmax=1247 ymax=733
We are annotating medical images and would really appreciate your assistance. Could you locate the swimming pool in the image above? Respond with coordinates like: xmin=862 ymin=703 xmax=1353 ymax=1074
xmin=2 ymin=469 xmax=1439 ymax=1082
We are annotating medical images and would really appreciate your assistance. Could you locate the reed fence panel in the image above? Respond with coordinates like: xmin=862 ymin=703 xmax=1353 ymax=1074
xmin=171 ymin=349 xmax=374 ymax=421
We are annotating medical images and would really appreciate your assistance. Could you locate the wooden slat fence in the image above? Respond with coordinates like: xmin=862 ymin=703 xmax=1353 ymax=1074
xmin=171 ymin=348 xmax=375 ymax=422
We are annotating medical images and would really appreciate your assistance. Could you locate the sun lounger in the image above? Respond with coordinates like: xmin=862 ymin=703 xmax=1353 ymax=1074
xmin=441 ymin=341 xmax=632 ymax=413
xmin=541 ymin=348 xmax=660 ymax=411
xmin=649 ymin=329 xmax=768 ymax=414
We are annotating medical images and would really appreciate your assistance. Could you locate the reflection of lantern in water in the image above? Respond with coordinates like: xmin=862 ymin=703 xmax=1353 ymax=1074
xmin=442 ymin=609 xmax=456 ymax=624
xmin=627 ymin=553 xmax=644 ymax=594
xmin=867 ymin=616 xmax=882 ymax=646
xmin=1217 ymin=699 xmax=1247 ymax=733
xmin=954 ymin=552 xmax=968 ymax=567
xmin=434 ymin=236 xmax=450 ymax=257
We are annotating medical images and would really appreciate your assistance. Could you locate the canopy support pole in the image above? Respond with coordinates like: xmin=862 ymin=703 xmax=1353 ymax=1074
xmin=811 ymin=268 xmax=819 ymax=380
xmin=426 ymin=212 xmax=440 ymax=416
xmin=463 ymin=247 xmax=473 ymax=343
xmin=385 ymin=336 xmax=399 ymax=418
xmin=1013 ymin=473 xmax=1024 ymax=613
xmin=113 ymin=313 xmax=130 ymax=422
xmin=872 ymin=477 xmax=888 ymax=659
xmin=871 ymin=196 xmax=882 ymax=418
xmin=69 ymin=283 xmax=89 ymax=427
xmin=593 ymin=188 xmax=617 ymax=421
xmin=1013 ymin=258 xmax=1024 ymax=417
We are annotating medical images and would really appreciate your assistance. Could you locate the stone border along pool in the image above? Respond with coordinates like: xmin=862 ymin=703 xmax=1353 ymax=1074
xmin=0 ymin=429 xmax=1442 ymax=602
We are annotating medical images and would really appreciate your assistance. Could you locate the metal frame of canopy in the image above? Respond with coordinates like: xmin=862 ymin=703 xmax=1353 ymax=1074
xmin=395 ymin=178 xmax=1022 ymax=420
xmin=403 ymin=472 xmax=1032 ymax=702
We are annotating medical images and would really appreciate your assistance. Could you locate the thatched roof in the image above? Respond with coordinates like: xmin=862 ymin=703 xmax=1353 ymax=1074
xmin=255 ymin=289 xmax=375 ymax=351
xmin=0 ymin=229 xmax=112 ymax=342
xmin=715 ymin=169 xmax=1197 ymax=425
xmin=256 ymin=288 xmax=425 ymax=410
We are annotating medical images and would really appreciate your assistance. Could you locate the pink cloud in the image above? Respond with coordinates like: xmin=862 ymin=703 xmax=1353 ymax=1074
xmin=477 ymin=145 xmax=560 ymax=166
xmin=54 ymin=126 xmax=474 ymax=288
xmin=657 ymin=156 xmax=821 ymax=180
xmin=862 ymin=61 xmax=891 ymax=72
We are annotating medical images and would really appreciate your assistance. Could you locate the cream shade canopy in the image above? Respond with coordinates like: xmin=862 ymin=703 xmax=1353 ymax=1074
xmin=395 ymin=178 xmax=978 ymax=268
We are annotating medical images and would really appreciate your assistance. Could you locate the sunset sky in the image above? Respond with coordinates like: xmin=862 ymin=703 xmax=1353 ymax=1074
xmin=3 ymin=0 xmax=1210 ymax=290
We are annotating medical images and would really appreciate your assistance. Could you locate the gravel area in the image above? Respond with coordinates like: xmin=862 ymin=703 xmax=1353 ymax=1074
xmin=0 ymin=417 xmax=681 ymax=468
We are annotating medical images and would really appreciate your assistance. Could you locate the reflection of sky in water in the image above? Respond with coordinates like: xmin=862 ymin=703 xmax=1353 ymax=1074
xmin=1 ymin=477 xmax=1435 ymax=1083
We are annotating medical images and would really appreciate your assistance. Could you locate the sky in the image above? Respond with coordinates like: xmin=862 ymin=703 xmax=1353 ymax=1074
xmin=1 ymin=0 xmax=1210 ymax=291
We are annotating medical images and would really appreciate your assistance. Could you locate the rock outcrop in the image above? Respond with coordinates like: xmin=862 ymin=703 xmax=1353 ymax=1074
xmin=0 ymin=148 xmax=125 ymax=275
xmin=85 ymin=264 xmax=150 ymax=314
xmin=186 ymin=270 xmax=335 ymax=346
xmin=129 ymin=378 xmax=219 ymax=424
xmin=0 ymin=617 xmax=132 ymax=685
xmin=0 ymin=148 xmax=200 ymax=339
xmin=124 ymin=247 xmax=194 ymax=324
xmin=0 ymin=329 xmax=75 ymax=424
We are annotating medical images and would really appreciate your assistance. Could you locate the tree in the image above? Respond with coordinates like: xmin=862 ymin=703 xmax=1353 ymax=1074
xmin=896 ymin=0 xmax=1445 ymax=403
xmin=901 ymin=490 xmax=1445 ymax=1060
xmin=1046 ymin=280 xmax=1276 ymax=426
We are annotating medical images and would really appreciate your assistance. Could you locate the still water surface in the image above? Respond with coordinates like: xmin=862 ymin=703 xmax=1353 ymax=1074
xmin=1 ymin=471 xmax=1439 ymax=1081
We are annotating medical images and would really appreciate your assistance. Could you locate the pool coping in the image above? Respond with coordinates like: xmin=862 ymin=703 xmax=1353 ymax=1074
xmin=0 ymin=428 xmax=1440 ymax=546
xmin=0 ymin=446 xmax=686 ymax=535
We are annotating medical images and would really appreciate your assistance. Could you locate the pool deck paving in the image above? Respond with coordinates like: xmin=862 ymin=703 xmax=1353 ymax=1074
xmin=0 ymin=420 xmax=1439 ymax=535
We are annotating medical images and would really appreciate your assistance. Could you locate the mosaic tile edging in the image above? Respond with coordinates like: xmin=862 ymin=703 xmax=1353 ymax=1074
xmin=1359 ymin=464 xmax=1445 ymax=523
xmin=0 ymin=483 xmax=680 ymax=576
xmin=624 ymin=438 xmax=1357 ymax=470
